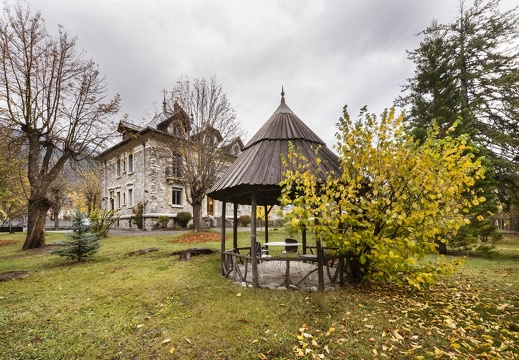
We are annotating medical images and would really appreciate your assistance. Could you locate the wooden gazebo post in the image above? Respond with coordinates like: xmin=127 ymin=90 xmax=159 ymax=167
xmin=251 ymin=191 xmax=259 ymax=286
xmin=220 ymin=200 xmax=226 ymax=276
xmin=264 ymin=205 xmax=269 ymax=244
xmin=233 ymin=202 xmax=238 ymax=249
xmin=316 ymin=237 xmax=325 ymax=290
xmin=302 ymin=226 xmax=307 ymax=255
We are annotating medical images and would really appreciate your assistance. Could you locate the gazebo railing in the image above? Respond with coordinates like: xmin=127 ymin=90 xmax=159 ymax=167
xmin=222 ymin=248 xmax=251 ymax=282
xmin=221 ymin=246 xmax=348 ymax=289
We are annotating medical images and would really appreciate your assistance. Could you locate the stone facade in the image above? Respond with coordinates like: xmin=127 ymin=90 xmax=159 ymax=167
xmin=97 ymin=104 xmax=248 ymax=230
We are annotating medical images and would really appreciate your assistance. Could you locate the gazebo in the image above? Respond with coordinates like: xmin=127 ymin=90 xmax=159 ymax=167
xmin=207 ymin=89 xmax=342 ymax=289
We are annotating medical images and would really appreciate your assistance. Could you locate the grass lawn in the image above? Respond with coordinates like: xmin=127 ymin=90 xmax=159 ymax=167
xmin=0 ymin=230 xmax=517 ymax=359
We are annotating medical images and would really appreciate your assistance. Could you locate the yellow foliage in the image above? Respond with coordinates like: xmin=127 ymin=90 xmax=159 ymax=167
xmin=280 ymin=106 xmax=485 ymax=289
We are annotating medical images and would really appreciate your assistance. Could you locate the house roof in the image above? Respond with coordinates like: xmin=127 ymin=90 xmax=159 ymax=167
xmin=221 ymin=136 xmax=245 ymax=151
xmin=96 ymin=100 xmax=243 ymax=161
xmin=97 ymin=101 xmax=194 ymax=161
xmin=144 ymin=110 xmax=174 ymax=129
xmin=117 ymin=120 xmax=143 ymax=134
xmin=95 ymin=126 xmax=169 ymax=160
xmin=207 ymin=90 xmax=340 ymax=205
xmin=145 ymin=101 xmax=191 ymax=133
xmin=190 ymin=125 xmax=223 ymax=143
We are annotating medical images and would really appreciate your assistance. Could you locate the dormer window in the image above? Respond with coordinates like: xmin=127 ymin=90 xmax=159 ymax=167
xmin=202 ymin=133 xmax=217 ymax=148
xmin=172 ymin=125 xmax=184 ymax=137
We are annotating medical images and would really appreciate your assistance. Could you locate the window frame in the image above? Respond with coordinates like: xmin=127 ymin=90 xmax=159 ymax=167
xmin=128 ymin=188 xmax=133 ymax=208
xmin=128 ymin=153 xmax=134 ymax=174
xmin=172 ymin=186 xmax=183 ymax=206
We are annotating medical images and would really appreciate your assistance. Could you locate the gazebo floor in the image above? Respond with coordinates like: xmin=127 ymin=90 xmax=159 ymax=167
xmin=229 ymin=260 xmax=338 ymax=291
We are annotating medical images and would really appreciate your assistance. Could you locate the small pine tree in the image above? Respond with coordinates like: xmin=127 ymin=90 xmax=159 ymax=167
xmin=51 ymin=212 xmax=101 ymax=262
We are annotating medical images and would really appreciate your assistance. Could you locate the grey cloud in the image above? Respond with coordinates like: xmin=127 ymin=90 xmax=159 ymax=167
xmin=20 ymin=0 xmax=517 ymax=147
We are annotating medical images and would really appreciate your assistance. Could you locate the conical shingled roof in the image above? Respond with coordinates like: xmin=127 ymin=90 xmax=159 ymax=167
xmin=207 ymin=91 xmax=340 ymax=205
xmin=244 ymin=101 xmax=326 ymax=149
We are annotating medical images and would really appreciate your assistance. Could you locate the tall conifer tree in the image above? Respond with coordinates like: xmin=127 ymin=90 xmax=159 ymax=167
xmin=398 ymin=0 xmax=519 ymax=249
xmin=401 ymin=0 xmax=519 ymax=209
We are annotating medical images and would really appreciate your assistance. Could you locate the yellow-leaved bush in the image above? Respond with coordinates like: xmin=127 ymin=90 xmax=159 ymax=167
xmin=280 ymin=106 xmax=485 ymax=290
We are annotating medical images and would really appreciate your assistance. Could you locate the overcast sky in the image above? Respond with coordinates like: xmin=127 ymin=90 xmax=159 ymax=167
xmin=22 ymin=0 xmax=517 ymax=148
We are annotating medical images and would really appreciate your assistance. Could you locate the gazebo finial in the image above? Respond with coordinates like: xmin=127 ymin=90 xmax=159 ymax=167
xmin=281 ymin=86 xmax=285 ymax=104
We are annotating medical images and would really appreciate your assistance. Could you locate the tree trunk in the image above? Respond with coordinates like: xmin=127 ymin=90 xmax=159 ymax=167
xmin=436 ymin=240 xmax=447 ymax=255
xmin=53 ymin=207 xmax=60 ymax=230
xmin=192 ymin=201 xmax=203 ymax=232
xmin=23 ymin=198 xmax=51 ymax=250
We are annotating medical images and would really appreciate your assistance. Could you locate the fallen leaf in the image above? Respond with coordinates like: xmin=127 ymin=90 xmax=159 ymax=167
xmin=497 ymin=303 xmax=510 ymax=310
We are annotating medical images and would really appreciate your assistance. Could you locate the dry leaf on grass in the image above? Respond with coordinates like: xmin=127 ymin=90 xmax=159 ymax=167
xmin=170 ymin=232 xmax=228 ymax=244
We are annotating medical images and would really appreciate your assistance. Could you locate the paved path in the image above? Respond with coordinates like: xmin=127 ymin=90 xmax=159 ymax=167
xmin=107 ymin=229 xmax=189 ymax=236
xmin=104 ymin=227 xmax=252 ymax=236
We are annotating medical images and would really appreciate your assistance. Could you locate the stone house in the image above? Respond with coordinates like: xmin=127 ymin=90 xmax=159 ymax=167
xmin=96 ymin=101 xmax=246 ymax=230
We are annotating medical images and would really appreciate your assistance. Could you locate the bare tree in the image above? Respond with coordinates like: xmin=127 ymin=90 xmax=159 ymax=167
xmin=0 ymin=3 xmax=120 ymax=249
xmin=48 ymin=170 xmax=70 ymax=230
xmin=169 ymin=75 xmax=244 ymax=232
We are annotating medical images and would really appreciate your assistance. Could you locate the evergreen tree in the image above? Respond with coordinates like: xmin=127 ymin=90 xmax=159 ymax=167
xmin=399 ymin=0 xmax=518 ymax=250
xmin=444 ymin=1 xmax=518 ymax=207
xmin=401 ymin=26 xmax=474 ymax=141
xmin=399 ymin=30 xmax=500 ymax=251
xmin=51 ymin=212 xmax=101 ymax=262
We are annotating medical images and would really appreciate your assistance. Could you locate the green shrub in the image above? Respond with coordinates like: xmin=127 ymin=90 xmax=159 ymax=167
xmin=131 ymin=202 xmax=144 ymax=229
xmin=176 ymin=212 xmax=192 ymax=228
xmin=238 ymin=214 xmax=251 ymax=227
xmin=89 ymin=209 xmax=120 ymax=237
xmin=158 ymin=215 xmax=170 ymax=229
